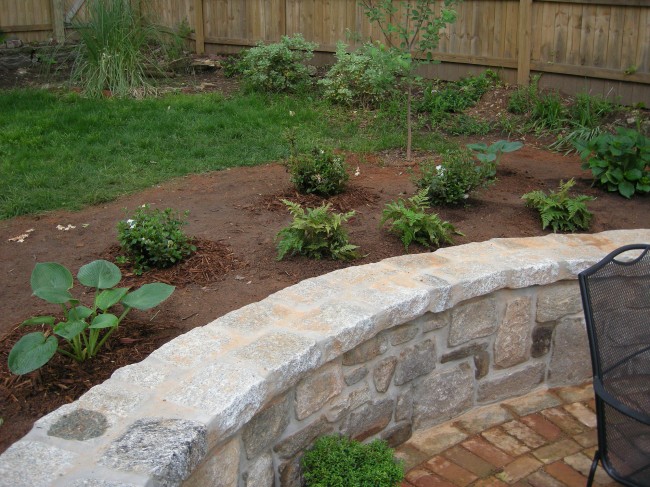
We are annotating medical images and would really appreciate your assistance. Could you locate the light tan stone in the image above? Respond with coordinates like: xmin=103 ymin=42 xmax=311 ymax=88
xmin=495 ymin=296 xmax=533 ymax=368
xmin=295 ymin=362 xmax=344 ymax=420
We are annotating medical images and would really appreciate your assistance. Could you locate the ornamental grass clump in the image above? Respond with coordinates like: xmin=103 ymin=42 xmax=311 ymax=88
xmin=302 ymin=435 xmax=404 ymax=487
xmin=117 ymin=205 xmax=196 ymax=274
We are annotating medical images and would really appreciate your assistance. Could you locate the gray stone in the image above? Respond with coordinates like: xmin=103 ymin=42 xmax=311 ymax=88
xmin=374 ymin=356 xmax=398 ymax=393
xmin=344 ymin=366 xmax=368 ymax=386
xmin=342 ymin=334 xmax=388 ymax=365
xmin=394 ymin=338 xmax=436 ymax=386
xmin=111 ymin=358 xmax=173 ymax=389
xmin=418 ymin=311 xmax=450 ymax=333
xmin=243 ymin=394 xmax=290 ymax=459
xmin=548 ymin=316 xmax=591 ymax=386
xmin=100 ymin=418 xmax=207 ymax=487
xmin=387 ymin=322 xmax=419 ymax=345
xmin=243 ymin=453 xmax=274 ymax=487
xmin=531 ymin=324 xmax=555 ymax=357
xmin=395 ymin=389 xmax=413 ymax=422
xmin=48 ymin=408 xmax=108 ymax=440
xmin=449 ymin=298 xmax=498 ymax=346
xmin=78 ymin=381 xmax=147 ymax=419
xmin=413 ymin=363 xmax=474 ymax=429
xmin=151 ymin=326 xmax=232 ymax=367
xmin=184 ymin=438 xmax=239 ymax=487
xmin=295 ymin=362 xmax=344 ymax=420
xmin=536 ymin=282 xmax=582 ymax=323
xmin=68 ymin=479 xmax=145 ymax=487
xmin=0 ymin=441 xmax=78 ymax=487
xmin=382 ymin=422 xmax=413 ymax=448
xmin=441 ymin=342 xmax=489 ymax=379
xmin=274 ymin=416 xmax=333 ymax=459
xmin=279 ymin=455 xmax=302 ymax=487
xmin=495 ymin=296 xmax=533 ymax=368
xmin=477 ymin=363 xmax=546 ymax=403
xmin=341 ymin=399 xmax=394 ymax=441
xmin=325 ymin=383 xmax=371 ymax=422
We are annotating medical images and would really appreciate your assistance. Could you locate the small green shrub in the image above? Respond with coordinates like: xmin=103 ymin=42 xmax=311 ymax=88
xmin=415 ymin=149 xmax=494 ymax=206
xmin=302 ymin=435 xmax=404 ymax=487
xmin=419 ymin=70 xmax=497 ymax=114
xmin=221 ymin=54 xmax=243 ymax=78
xmin=522 ymin=179 xmax=595 ymax=232
xmin=276 ymin=201 xmax=359 ymax=260
xmin=285 ymin=146 xmax=349 ymax=197
xmin=117 ymin=205 xmax=196 ymax=274
xmin=381 ymin=189 xmax=460 ymax=250
xmin=238 ymin=34 xmax=318 ymax=93
xmin=318 ymin=41 xmax=410 ymax=108
xmin=8 ymin=260 xmax=174 ymax=375
xmin=507 ymin=75 xmax=540 ymax=114
xmin=574 ymin=127 xmax=650 ymax=198
xmin=530 ymin=91 xmax=567 ymax=132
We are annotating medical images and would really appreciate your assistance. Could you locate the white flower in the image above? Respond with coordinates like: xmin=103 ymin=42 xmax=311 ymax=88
xmin=354 ymin=166 xmax=361 ymax=177
xmin=289 ymin=110 xmax=295 ymax=117
xmin=126 ymin=219 xmax=135 ymax=229
xmin=463 ymin=194 xmax=469 ymax=199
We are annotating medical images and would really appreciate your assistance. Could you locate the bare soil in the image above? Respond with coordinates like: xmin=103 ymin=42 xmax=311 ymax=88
xmin=0 ymin=63 xmax=648 ymax=454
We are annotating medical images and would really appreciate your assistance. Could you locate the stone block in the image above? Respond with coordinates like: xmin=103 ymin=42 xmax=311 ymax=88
xmin=279 ymin=455 xmax=302 ymax=487
xmin=274 ymin=416 xmax=332 ymax=460
xmin=243 ymin=453 xmax=274 ymax=487
xmin=100 ymin=418 xmax=207 ymax=486
xmin=531 ymin=324 xmax=555 ymax=358
xmin=242 ymin=393 xmax=290 ymax=459
xmin=535 ymin=282 xmax=582 ymax=323
xmin=342 ymin=333 xmax=388 ymax=365
xmin=48 ymin=408 xmax=108 ymax=441
xmin=441 ymin=342 xmax=489 ymax=379
xmin=413 ymin=363 xmax=474 ymax=429
xmin=184 ymin=438 xmax=239 ymax=487
xmin=477 ymin=363 xmax=545 ymax=403
xmin=418 ymin=311 xmax=450 ymax=333
xmin=78 ymin=381 xmax=147 ymax=419
xmin=111 ymin=358 xmax=174 ymax=389
xmin=449 ymin=298 xmax=498 ymax=346
xmin=324 ymin=383 xmax=371 ymax=422
xmin=340 ymin=399 xmax=394 ymax=441
xmin=150 ymin=326 xmax=232 ymax=367
xmin=67 ymin=478 xmax=147 ymax=487
xmin=344 ymin=366 xmax=368 ymax=386
xmin=495 ymin=296 xmax=533 ymax=368
xmin=395 ymin=389 xmax=413 ymax=422
xmin=295 ymin=362 xmax=344 ymax=420
xmin=394 ymin=338 xmax=436 ymax=386
xmin=373 ymin=356 xmax=398 ymax=393
xmin=0 ymin=441 xmax=78 ymax=487
xmin=381 ymin=422 xmax=413 ymax=448
xmin=548 ymin=317 xmax=591 ymax=386
xmin=386 ymin=322 xmax=419 ymax=345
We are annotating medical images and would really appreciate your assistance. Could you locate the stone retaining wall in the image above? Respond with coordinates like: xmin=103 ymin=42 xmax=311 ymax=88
xmin=1 ymin=230 xmax=648 ymax=487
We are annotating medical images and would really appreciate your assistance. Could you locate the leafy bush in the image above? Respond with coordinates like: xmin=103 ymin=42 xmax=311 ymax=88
xmin=117 ymin=205 xmax=196 ymax=274
xmin=415 ymin=149 xmax=495 ymax=206
xmin=530 ymin=91 xmax=567 ymax=132
xmin=71 ymin=0 xmax=165 ymax=97
xmin=302 ymin=435 xmax=404 ymax=487
xmin=285 ymin=146 xmax=349 ymax=197
xmin=574 ymin=127 xmax=650 ymax=198
xmin=381 ymin=189 xmax=460 ymax=250
xmin=318 ymin=41 xmax=410 ymax=108
xmin=238 ymin=34 xmax=318 ymax=93
xmin=8 ymin=260 xmax=174 ymax=375
xmin=276 ymin=201 xmax=359 ymax=260
xmin=522 ymin=179 xmax=594 ymax=232
xmin=507 ymin=75 xmax=540 ymax=114
xmin=418 ymin=70 xmax=497 ymax=114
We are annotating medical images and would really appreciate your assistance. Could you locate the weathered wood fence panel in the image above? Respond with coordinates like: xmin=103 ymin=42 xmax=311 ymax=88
xmin=1 ymin=0 xmax=648 ymax=103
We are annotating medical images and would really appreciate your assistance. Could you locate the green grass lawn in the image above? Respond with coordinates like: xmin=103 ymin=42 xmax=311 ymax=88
xmin=1 ymin=89 xmax=454 ymax=219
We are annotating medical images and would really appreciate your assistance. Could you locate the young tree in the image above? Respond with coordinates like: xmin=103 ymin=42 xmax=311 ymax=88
xmin=359 ymin=0 xmax=460 ymax=160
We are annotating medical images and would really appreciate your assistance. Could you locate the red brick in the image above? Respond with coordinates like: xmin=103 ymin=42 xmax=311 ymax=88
xmin=412 ymin=473 xmax=457 ymax=487
xmin=461 ymin=436 xmax=514 ymax=468
xmin=425 ymin=455 xmax=478 ymax=487
xmin=471 ymin=479 xmax=509 ymax=487
xmin=497 ymin=455 xmax=543 ymax=483
xmin=443 ymin=445 xmax=496 ymax=478
xmin=545 ymin=461 xmax=589 ymax=487
xmin=520 ymin=414 xmax=563 ymax=441
xmin=532 ymin=438 xmax=582 ymax=464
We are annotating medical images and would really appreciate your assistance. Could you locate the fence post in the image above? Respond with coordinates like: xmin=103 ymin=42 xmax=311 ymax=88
xmin=517 ymin=0 xmax=532 ymax=85
xmin=194 ymin=0 xmax=205 ymax=54
xmin=51 ymin=0 xmax=65 ymax=43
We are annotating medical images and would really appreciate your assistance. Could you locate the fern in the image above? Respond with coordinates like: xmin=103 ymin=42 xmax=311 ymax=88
xmin=380 ymin=189 xmax=461 ymax=250
xmin=522 ymin=179 xmax=595 ymax=233
xmin=276 ymin=200 xmax=359 ymax=260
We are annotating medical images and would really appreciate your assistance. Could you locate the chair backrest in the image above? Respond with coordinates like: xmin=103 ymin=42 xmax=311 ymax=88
xmin=579 ymin=244 xmax=650 ymax=410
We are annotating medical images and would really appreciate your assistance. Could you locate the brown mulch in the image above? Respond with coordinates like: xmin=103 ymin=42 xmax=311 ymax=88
xmin=248 ymin=185 xmax=382 ymax=214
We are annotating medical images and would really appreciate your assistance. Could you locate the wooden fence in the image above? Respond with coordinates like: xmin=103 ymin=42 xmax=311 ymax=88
xmin=1 ymin=0 xmax=649 ymax=103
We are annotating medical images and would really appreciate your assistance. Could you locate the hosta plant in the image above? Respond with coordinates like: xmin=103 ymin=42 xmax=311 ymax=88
xmin=380 ymin=189 xmax=461 ymax=250
xmin=467 ymin=140 xmax=523 ymax=176
xmin=8 ymin=260 xmax=174 ymax=375
xmin=276 ymin=200 xmax=359 ymax=260
xmin=522 ymin=179 xmax=595 ymax=233
xmin=574 ymin=127 xmax=650 ymax=198
xmin=302 ymin=435 xmax=404 ymax=487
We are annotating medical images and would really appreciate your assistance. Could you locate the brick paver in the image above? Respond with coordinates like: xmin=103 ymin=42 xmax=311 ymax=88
xmin=544 ymin=461 xmax=589 ymax=487
xmin=520 ymin=413 xmax=563 ymax=441
xmin=443 ymin=445 xmax=496 ymax=478
xmin=426 ymin=456 xmax=478 ymax=486
xmin=461 ymin=437 xmax=514 ymax=467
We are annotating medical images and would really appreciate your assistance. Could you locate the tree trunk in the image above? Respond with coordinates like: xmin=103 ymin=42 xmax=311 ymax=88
xmin=406 ymin=81 xmax=413 ymax=161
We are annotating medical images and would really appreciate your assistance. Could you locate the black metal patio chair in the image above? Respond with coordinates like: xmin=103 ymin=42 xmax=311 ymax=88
xmin=579 ymin=243 xmax=650 ymax=487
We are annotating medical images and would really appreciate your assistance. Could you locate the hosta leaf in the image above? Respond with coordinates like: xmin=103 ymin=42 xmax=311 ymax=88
xmin=30 ymin=262 xmax=73 ymax=303
xmin=34 ymin=288 xmax=74 ymax=304
xmin=21 ymin=316 xmax=55 ymax=327
xmin=122 ymin=283 xmax=175 ymax=310
xmin=54 ymin=320 xmax=88 ymax=340
xmin=90 ymin=313 xmax=119 ymax=329
xmin=618 ymin=181 xmax=635 ymax=198
xmin=70 ymin=306 xmax=94 ymax=320
xmin=96 ymin=288 xmax=130 ymax=311
xmin=8 ymin=332 xmax=58 ymax=375
xmin=77 ymin=260 xmax=121 ymax=289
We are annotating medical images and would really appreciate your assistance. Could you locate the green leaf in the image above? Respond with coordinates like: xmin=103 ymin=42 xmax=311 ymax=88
xmin=624 ymin=168 xmax=643 ymax=181
xmin=21 ymin=316 xmax=55 ymax=327
xmin=77 ymin=260 xmax=122 ymax=289
xmin=499 ymin=141 xmax=524 ymax=153
xmin=8 ymin=332 xmax=58 ymax=375
xmin=618 ymin=180 xmax=635 ymax=198
xmin=90 ymin=313 xmax=119 ymax=329
xmin=96 ymin=287 xmax=129 ymax=311
xmin=121 ymin=283 xmax=175 ymax=310
xmin=30 ymin=262 xmax=73 ymax=303
xmin=70 ymin=306 xmax=93 ymax=320
xmin=54 ymin=320 xmax=88 ymax=340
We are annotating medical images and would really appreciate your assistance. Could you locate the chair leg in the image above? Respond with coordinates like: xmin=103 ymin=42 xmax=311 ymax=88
xmin=587 ymin=449 xmax=600 ymax=487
